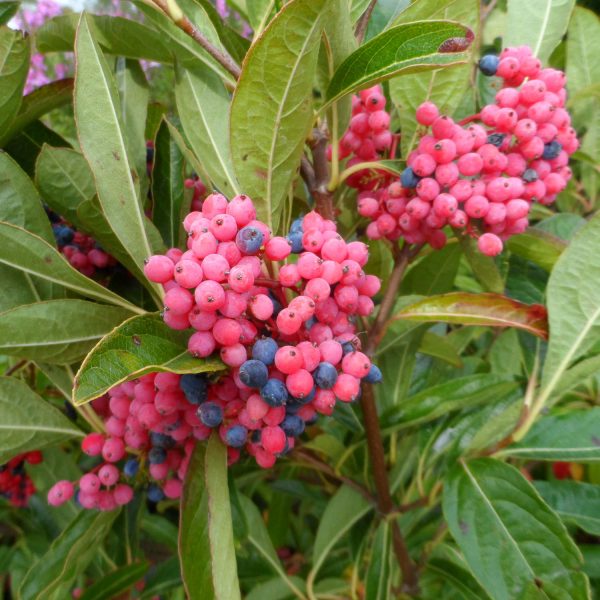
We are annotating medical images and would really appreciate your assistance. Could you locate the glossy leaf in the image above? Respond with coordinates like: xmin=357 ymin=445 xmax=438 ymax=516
xmin=419 ymin=332 xmax=463 ymax=367
xmin=326 ymin=20 xmax=472 ymax=105
xmin=402 ymin=242 xmax=462 ymax=295
xmin=504 ymin=0 xmax=575 ymax=64
xmin=73 ymin=313 xmax=223 ymax=405
xmin=0 ymin=300 xmax=132 ymax=364
xmin=175 ymin=64 xmax=239 ymax=196
xmin=534 ymin=480 xmax=600 ymax=535
xmin=179 ymin=435 xmax=241 ymax=600
xmin=381 ymin=374 xmax=518 ymax=433
xmin=0 ymin=27 xmax=30 ymax=139
xmin=0 ymin=377 xmax=82 ymax=464
xmin=425 ymin=557 xmax=491 ymax=600
xmin=443 ymin=458 xmax=588 ymax=600
xmin=501 ymin=409 xmax=600 ymax=461
xmin=393 ymin=292 xmax=548 ymax=339
xmin=74 ymin=14 xmax=160 ymax=299
xmin=230 ymin=0 xmax=328 ymax=232
xmin=151 ymin=119 xmax=186 ymax=248
xmin=79 ymin=562 xmax=149 ymax=600
xmin=0 ymin=222 xmax=141 ymax=313
xmin=365 ymin=522 xmax=392 ymax=600
xmin=506 ymin=228 xmax=566 ymax=272
xmin=19 ymin=509 xmax=119 ymax=600
xmin=542 ymin=212 xmax=600 ymax=391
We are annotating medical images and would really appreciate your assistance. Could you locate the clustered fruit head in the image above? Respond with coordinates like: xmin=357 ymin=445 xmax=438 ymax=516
xmin=46 ymin=208 xmax=117 ymax=278
xmin=349 ymin=46 xmax=578 ymax=256
xmin=144 ymin=194 xmax=383 ymax=469
xmin=184 ymin=175 xmax=207 ymax=212
xmin=1 ymin=451 xmax=42 ymax=507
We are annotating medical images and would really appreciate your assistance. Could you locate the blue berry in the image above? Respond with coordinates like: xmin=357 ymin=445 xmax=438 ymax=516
xmin=179 ymin=374 xmax=208 ymax=404
xmin=478 ymin=54 xmax=499 ymax=76
xmin=147 ymin=484 xmax=165 ymax=503
xmin=150 ymin=432 xmax=175 ymax=448
xmin=542 ymin=141 xmax=562 ymax=160
xmin=314 ymin=362 xmax=338 ymax=390
xmin=260 ymin=379 xmax=288 ymax=407
xmin=252 ymin=337 xmax=278 ymax=365
xmin=225 ymin=425 xmax=248 ymax=448
xmin=523 ymin=168 xmax=539 ymax=183
xmin=287 ymin=230 xmax=303 ymax=253
xmin=288 ymin=387 xmax=315 ymax=406
xmin=239 ymin=359 xmax=269 ymax=388
xmin=487 ymin=133 xmax=505 ymax=148
xmin=236 ymin=226 xmax=263 ymax=255
xmin=123 ymin=459 xmax=139 ymax=477
xmin=269 ymin=292 xmax=283 ymax=317
xmin=197 ymin=402 xmax=223 ymax=428
xmin=281 ymin=415 xmax=305 ymax=437
xmin=341 ymin=341 xmax=355 ymax=355
xmin=52 ymin=224 xmax=74 ymax=246
xmin=164 ymin=419 xmax=181 ymax=433
xmin=401 ymin=167 xmax=420 ymax=189
xmin=290 ymin=217 xmax=303 ymax=233
xmin=364 ymin=364 xmax=383 ymax=384
xmin=148 ymin=447 xmax=167 ymax=464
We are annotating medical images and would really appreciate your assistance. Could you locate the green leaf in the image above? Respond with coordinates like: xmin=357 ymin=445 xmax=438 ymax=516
xmin=534 ymin=480 xmax=600 ymax=536
xmin=0 ymin=300 xmax=133 ymax=364
xmin=179 ymin=435 xmax=241 ymax=600
xmin=393 ymin=292 xmax=549 ymax=339
xmin=0 ymin=152 xmax=54 ymax=245
xmin=504 ymin=0 xmax=575 ymax=64
xmin=402 ymin=242 xmax=462 ymax=295
xmin=246 ymin=0 xmax=275 ymax=32
xmin=73 ymin=313 xmax=223 ymax=405
xmin=501 ymin=409 xmax=600 ymax=461
xmin=310 ymin=485 xmax=372 ymax=582
xmin=151 ymin=119 xmax=186 ymax=248
xmin=443 ymin=458 xmax=588 ymax=600
xmin=365 ymin=522 xmax=392 ymax=600
xmin=164 ymin=117 xmax=211 ymax=186
xmin=19 ymin=509 xmax=119 ymax=600
xmin=542 ymin=213 xmax=600 ymax=393
xmin=0 ymin=79 xmax=74 ymax=145
xmin=506 ymin=228 xmax=566 ymax=273
xmin=79 ymin=562 xmax=149 ymax=600
xmin=0 ymin=222 xmax=142 ymax=313
xmin=0 ymin=2 xmax=19 ymax=25
xmin=380 ymin=374 xmax=518 ymax=433
xmin=230 ymin=0 xmax=328 ymax=232
xmin=419 ymin=332 xmax=463 ymax=367
xmin=175 ymin=64 xmax=240 ymax=195
xmin=389 ymin=0 xmax=479 ymax=156
xmin=246 ymin=578 xmax=306 ymax=600
xmin=0 ymin=377 xmax=83 ymax=464
xmin=425 ymin=557 xmax=492 ymax=600
xmin=0 ymin=27 xmax=30 ymax=139
xmin=74 ymin=13 xmax=161 ymax=301
xmin=325 ymin=20 xmax=472 ymax=106
xmin=36 ymin=13 xmax=173 ymax=64
xmin=458 ymin=235 xmax=504 ymax=293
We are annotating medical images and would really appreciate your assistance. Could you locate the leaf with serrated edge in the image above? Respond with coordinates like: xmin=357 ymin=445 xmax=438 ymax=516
xmin=230 ymin=0 xmax=328 ymax=232
xmin=73 ymin=313 xmax=223 ymax=405
xmin=0 ymin=377 xmax=83 ymax=464
xmin=179 ymin=435 xmax=241 ymax=600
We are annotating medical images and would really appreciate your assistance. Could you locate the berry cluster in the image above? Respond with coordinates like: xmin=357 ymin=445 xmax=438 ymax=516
xmin=144 ymin=195 xmax=382 ymax=468
xmin=48 ymin=372 xmax=206 ymax=509
xmin=333 ymin=85 xmax=393 ymax=189
xmin=184 ymin=175 xmax=208 ymax=212
xmin=47 ymin=210 xmax=117 ymax=278
xmin=353 ymin=46 xmax=577 ymax=256
xmin=0 ymin=451 xmax=42 ymax=507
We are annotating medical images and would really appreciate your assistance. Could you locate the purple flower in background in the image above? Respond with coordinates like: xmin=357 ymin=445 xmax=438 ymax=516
xmin=215 ymin=0 xmax=230 ymax=19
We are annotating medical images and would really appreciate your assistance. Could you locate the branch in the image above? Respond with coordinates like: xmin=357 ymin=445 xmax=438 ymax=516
xmin=151 ymin=0 xmax=241 ymax=80
xmin=4 ymin=359 xmax=27 ymax=377
xmin=306 ymin=128 xmax=335 ymax=220
xmin=354 ymin=0 xmax=378 ymax=44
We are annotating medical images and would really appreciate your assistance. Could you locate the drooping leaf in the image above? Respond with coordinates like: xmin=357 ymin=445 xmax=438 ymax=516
xmin=393 ymin=292 xmax=549 ymax=339
xmin=325 ymin=20 xmax=472 ymax=105
xmin=0 ymin=376 xmax=83 ymax=464
xmin=151 ymin=119 xmax=187 ymax=248
xmin=74 ymin=14 xmax=161 ymax=301
xmin=0 ymin=27 xmax=30 ymax=139
xmin=534 ymin=480 xmax=600 ymax=536
xmin=506 ymin=228 xmax=566 ymax=272
xmin=79 ymin=562 xmax=149 ymax=600
xmin=501 ymin=409 xmax=600 ymax=461
xmin=0 ymin=300 xmax=133 ymax=364
xmin=0 ymin=222 xmax=142 ymax=313
xmin=19 ymin=510 xmax=119 ymax=600
xmin=230 ymin=0 xmax=328 ymax=232
xmin=175 ymin=64 xmax=240 ymax=196
xmin=179 ymin=435 xmax=241 ymax=600
xmin=504 ymin=0 xmax=575 ymax=64
xmin=443 ymin=458 xmax=588 ymax=600
xmin=380 ymin=374 xmax=518 ymax=433
xmin=73 ymin=313 xmax=223 ymax=405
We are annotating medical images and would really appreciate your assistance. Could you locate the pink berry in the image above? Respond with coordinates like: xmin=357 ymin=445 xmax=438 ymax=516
xmin=478 ymin=233 xmax=503 ymax=256
xmin=48 ymin=480 xmax=74 ymax=506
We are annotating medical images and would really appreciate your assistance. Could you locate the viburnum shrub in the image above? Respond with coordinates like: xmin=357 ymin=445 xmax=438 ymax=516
xmin=2 ymin=0 xmax=600 ymax=598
